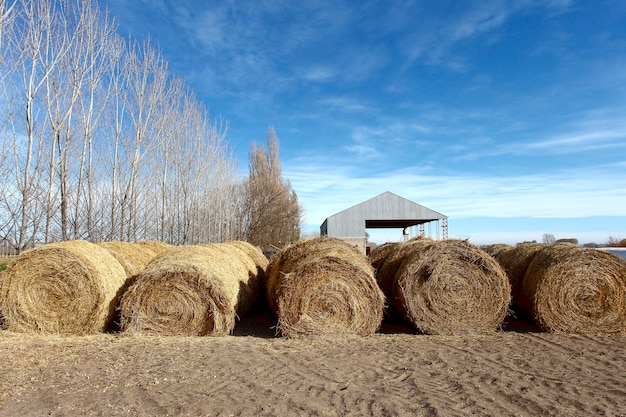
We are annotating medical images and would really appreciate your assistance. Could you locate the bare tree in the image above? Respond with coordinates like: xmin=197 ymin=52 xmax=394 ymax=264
xmin=110 ymin=38 xmax=169 ymax=241
xmin=241 ymin=126 xmax=302 ymax=251
xmin=71 ymin=0 xmax=119 ymax=241
xmin=1 ymin=0 xmax=242 ymax=248
xmin=4 ymin=0 xmax=74 ymax=251
xmin=0 ymin=0 xmax=15 ymax=63
xmin=542 ymin=233 xmax=555 ymax=244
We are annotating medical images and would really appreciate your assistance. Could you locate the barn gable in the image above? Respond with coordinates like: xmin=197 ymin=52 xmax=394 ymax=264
xmin=320 ymin=191 xmax=448 ymax=252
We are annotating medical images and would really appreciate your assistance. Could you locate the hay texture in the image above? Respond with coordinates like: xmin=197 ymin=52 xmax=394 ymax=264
xmin=266 ymin=237 xmax=384 ymax=338
xmin=119 ymin=243 xmax=263 ymax=336
xmin=96 ymin=241 xmax=157 ymax=277
xmin=481 ymin=243 xmax=513 ymax=259
xmin=370 ymin=242 xmax=400 ymax=275
xmin=225 ymin=240 xmax=269 ymax=271
xmin=374 ymin=237 xmax=432 ymax=300
xmin=520 ymin=245 xmax=626 ymax=334
xmin=377 ymin=239 xmax=511 ymax=335
xmin=0 ymin=240 xmax=127 ymax=334
xmin=134 ymin=240 xmax=173 ymax=255
xmin=494 ymin=243 xmax=545 ymax=303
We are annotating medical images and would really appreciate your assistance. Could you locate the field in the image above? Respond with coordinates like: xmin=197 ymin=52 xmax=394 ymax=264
xmin=1 ymin=314 xmax=625 ymax=417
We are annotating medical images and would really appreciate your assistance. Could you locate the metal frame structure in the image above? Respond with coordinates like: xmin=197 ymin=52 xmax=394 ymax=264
xmin=320 ymin=191 xmax=448 ymax=250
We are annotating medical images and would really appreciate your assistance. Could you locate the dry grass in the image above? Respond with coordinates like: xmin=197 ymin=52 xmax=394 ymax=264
xmin=494 ymin=243 xmax=546 ymax=303
xmin=373 ymin=237 xmax=432 ymax=301
xmin=267 ymin=237 xmax=384 ymax=338
xmin=119 ymin=243 xmax=265 ymax=336
xmin=266 ymin=236 xmax=373 ymax=313
xmin=134 ymin=240 xmax=174 ymax=255
xmin=0 ymin=240 xmax=127 ymax=335
xmin=375 ymin=238 xmax=511 ymax=335
xmin=521 ymin=245 xmax=626 ymax=334
xmin=481 ymin=243 xmax=513 ymax=259
xmin=97 ymin=241 xmax=158 ymax=277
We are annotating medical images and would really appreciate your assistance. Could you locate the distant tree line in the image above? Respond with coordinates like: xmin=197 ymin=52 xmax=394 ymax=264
xmin=0 ymin=0 xmax=301 ymax=254
xmin=543 ymin=234 xmax=626 ymax=248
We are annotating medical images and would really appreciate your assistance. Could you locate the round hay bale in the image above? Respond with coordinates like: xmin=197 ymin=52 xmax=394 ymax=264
xmin=374 ymin=237 xmax=433 ymax=299
xmin=266 ymin=236 xmax=372 ymax=313
xmin=521 ymin=245 xmax=626 ymax=334
xmin=225 ymin=240 xmax=269 ymax=271
xmin=201 ymin=242 xmax=265 ymax=314
xmin=481 ymin=243 xmax=513 ymax=259
xmin=370 ymin=242 xmax=400 ymax=273
xmin=119 ymin=243 xmax=260 ymax=336
xmin=97 ymin=241 xmax=157 ymax=277
xmin=277 ymin=256 xmax=384 ymax=338
xmin=494 ymin=243 xmax=545 ymax=303
xmin=392 ymin=239 xmax=511 ymax=335
xmin=134 ymin=240 xmax=173 ymax=255
xmin=0 ymin=240 xmax=127 ymax=334
xmin=266 ymin=237 xmax=384 ymax=337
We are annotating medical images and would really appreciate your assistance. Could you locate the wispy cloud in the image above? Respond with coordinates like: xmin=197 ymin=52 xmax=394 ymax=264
xmin=400 ymin=0 xmax=572 ymax=69
xmin=451 ymin=111 xmax=626 ymax=161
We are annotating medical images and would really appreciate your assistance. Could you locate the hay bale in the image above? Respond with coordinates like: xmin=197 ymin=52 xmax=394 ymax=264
xmin=267 ymin=237 xmax=384 ymax=338
xmin=374 ymin=237 xmax=432 ymax=300
xmin=119 ymin=243 xmax=262 ymax=336
xmin=97 ymin=241 xmax=157 ymax=277
xmin=381 ymin=239 xmax=510 ymax=335
xmin=0 ymin=240 xmax=127 ymax=334
xmin=494 ymin=243 xmax=545 ymax=303
xmin=202 ymin=242 xmax=266 ymax=313
xmin=225 ymin=240 xmax=269 ymax=271
xmin=521 ymin=245 xmax=626 ymax=334
xmin=481 ymin=243 xmax=513 ymax=259
xmin=370 ymin=242 xmax=400 ymax=274
xmin=277 ymin=256 xmax=384 ymax=338
xmin=266 ymin=236 xmax=372 ymax=313
xmin=134 ymin=240 xmax=173 ymax=255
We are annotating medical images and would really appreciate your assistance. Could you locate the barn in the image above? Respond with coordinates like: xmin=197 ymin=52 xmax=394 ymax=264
xmin=320 ymin=191 xmax=448 ymax=254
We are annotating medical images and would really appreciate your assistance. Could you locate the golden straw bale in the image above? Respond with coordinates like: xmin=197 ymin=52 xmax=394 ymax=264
xmin=266 ymin=236 xmax=372 ymax=313
xmin=521 ymin=245 xmax=626 ymax=334
xmin=97 ymin=241 xmax=157 ymax=277
xmin=201 ymin=242 xmax=265 ymax=313
xmin=374 ymin=237 xmax=433 ymax=299
xmin=266 ymin=237 xmax=384 ymax=337
xmin=494 ymin=243 xmax=545 ymax=302
xmin=370 ymin=242 xmax=400 ymax=274
xmin=481 ymin=243 xmax=513 ymax=259
xmin=134 ymin=240 xmax=173 ymax=255
xmin=277 ymin=256 xmax=384 ymax=338
xmin=119 ymin=243 xmax=261 ymax=336
xmin=0 ymin=240 xmax=127 ymax=334
xmin=225 ymin=240 xmax=269 ymax=271
xmin=383 ymin=239 xmax=510 ymax=335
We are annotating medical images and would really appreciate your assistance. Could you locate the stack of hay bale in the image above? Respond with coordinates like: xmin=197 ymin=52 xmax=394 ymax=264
xmin=266 ymin=236 xmax=384 ymax=338
xmin=494 ymin=243 xmax=626 ymax=334
xmin=0 ymin=239 xmax=267 ymax=337
xmin=371 ymin=238 xmax=511 ymax=335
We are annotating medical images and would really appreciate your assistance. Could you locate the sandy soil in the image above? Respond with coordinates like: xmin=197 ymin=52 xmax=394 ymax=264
xmin=1 ymin=314 xmax=625 ymax=417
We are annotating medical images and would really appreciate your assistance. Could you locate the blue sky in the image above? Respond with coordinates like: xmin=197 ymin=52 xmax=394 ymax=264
xmin=101 ymin=0 xmax=626 ymax=245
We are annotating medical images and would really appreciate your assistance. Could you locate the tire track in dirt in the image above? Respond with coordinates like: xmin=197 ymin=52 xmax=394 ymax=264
xmin=1 ymin=331 xmax=625 ymax=416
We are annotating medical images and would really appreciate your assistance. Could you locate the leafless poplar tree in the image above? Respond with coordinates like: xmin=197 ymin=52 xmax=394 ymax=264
xmin=1 ymin=0 xmax=243 ymax=251
xmin=241 ymin=126 xmax=302 ymax=252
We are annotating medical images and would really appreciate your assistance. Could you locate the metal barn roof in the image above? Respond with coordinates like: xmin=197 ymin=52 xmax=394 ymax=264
xmin=320 ymin=191 xmax=447 ymax=238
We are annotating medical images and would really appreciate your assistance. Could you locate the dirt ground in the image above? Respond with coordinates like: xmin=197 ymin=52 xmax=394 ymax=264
xmin=1 ymin=314 xmax=625 ymax=417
